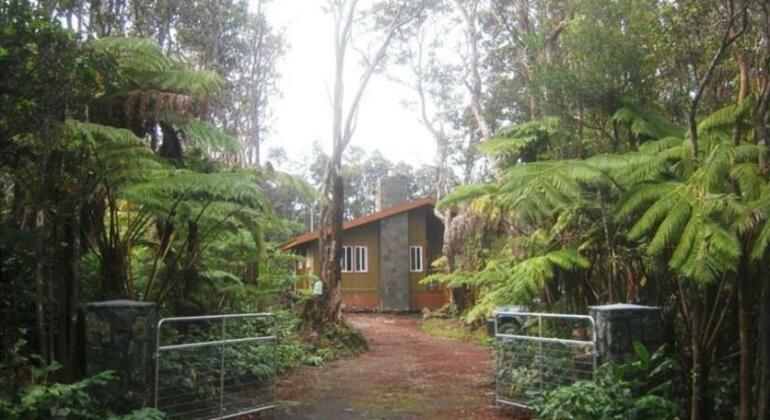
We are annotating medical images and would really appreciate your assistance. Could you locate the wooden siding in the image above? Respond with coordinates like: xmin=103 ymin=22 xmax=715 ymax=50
xmin=408 ymin=207 xmax=447 ymax=310
xmin=340 ymin=223 xmax=380 ymax=310
xmin=340 ymin=222 xmax=380 ymax=293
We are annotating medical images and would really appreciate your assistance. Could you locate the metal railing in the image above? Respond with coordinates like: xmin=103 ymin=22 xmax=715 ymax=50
xmin=494 ymin=311 xmax=597 ymax=409
xmin=154 ymin=313 xmax=277 ymax=419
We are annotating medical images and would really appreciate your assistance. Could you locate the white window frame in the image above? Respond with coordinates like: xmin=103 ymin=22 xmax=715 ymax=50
xmin=410 ymin=245 xmax=423 ymax=272
xmin=354 ymin=246 xmax=368 ymax=273
xmin=340 ymin=246 xmax=353 ymax=272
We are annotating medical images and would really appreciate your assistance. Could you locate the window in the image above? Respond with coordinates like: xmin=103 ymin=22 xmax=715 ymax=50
xmin=410 ymin=246 xmax=423 ymax=272
xmin=340 ymin=246 xmax=352 ymax=272
xmin=355 ymin=246 xmax=368 ymax=272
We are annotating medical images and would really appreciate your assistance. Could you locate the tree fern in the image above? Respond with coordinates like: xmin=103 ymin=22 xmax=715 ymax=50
xmin=750 ymin=219 xmax=770 ymax=261
xmin=477 ymin=117 xmax=563 ymax=161
xmin=678 ymin=221 xmax=741 ymax=283
xmin=123 ymin=170 xmax=267 ymax=214
xmin=178 ymin=118 xmax=241 ymax=153
xmin=90 ymin=37 xmax=223 ymax=95
xmin=646 ymin=198 xmax=691 ymax=255
xmin=697 ymin=95 xmax=755 ymax=134
xmin=482 ymin=248 xmax=589 ymax=306
xmin=65 ymin=119 xmax=167 ymax=185
xmin=612 ymin=102 xmax=684 ymax=140
xmin=615 ymin=182 xmax=680 ymax=221
xmin=437 ymin=184 xmax=498 ymax=210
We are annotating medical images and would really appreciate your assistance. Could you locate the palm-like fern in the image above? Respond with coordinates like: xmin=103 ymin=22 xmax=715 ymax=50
xmin=67 ymin=38 xmax=270 ymax=300
xmin=615 ymin=108 xmax=768 ymax=283
xmin=90 ymin=37 xmax=223 ymax=95
xmin=477 ymin=117 xmax=564 ymax=163
xmin=443 ymin=100 xmax=769 ymax=317
xmin=612 ymin=101 xmax=684 ymax=141
xmin=88 ymin=37 xmax=236 ymax=155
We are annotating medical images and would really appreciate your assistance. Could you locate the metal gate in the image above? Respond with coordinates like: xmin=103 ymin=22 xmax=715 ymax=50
xmin=154 ymin=313 xmax=277 ymax=419
xmin=494 ymin=311 xmax=597 ymax=409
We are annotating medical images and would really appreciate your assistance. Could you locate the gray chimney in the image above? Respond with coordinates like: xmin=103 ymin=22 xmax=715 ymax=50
xmin=376 ymin=175 xmax=409 ymax=211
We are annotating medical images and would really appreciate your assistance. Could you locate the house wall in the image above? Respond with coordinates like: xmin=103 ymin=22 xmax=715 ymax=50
xmin=409 ymin=207 xmax=448 ymax=310
xmin=340 ymin=223 xmax=380 ymax=310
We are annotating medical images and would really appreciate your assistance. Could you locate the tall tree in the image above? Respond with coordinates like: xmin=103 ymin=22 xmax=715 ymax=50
xmin=304 ymin=0 xmax=420 ymax=327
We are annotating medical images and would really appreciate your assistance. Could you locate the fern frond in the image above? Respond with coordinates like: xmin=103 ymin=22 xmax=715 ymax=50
xmin=143 ymin=69 xmax=223 ymax=95
xmin=437 ymin=184 xmax=498 ymax=210
xmin=90 ymin=37 xmax=171 ymax=72
xmin=638 ymin=136 xmax=685 ymax=154
xmin=612 ymin=103 xmax=684 ymax=139
xmin=697 ymin=96 xmax=755 ymax=133
xmin=505 ymin=248 xmax=589 ymax=301
xmin=91 ymin=37 xmax=223 ymax=95
xmin=480 ymin=117 xmax=562 ymax=159
xmin=65 ymin=120 xmax=167 ymax=184
xmin=179 ymin=118 xmax=240 ymax=153
xmin=615 ymin=182 xmax=679 ymax=221
xmin=627 ymin=191 xmax=681 ymax=240
xmin=647 ymin=199 xmax=691 ymax=255
xmin=750 ymin=219 xmax=770 ymax=261
xmin=123 ymin=170 xmax=266 ymax=214
xmin=730 ymin=162 xmax=761 ymax=199
xmin=477 ymin=134 xmax=538 ymax=156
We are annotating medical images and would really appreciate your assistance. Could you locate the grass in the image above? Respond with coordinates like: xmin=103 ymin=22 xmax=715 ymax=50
xmin=420 ymin=317 xmax=491 ymax=346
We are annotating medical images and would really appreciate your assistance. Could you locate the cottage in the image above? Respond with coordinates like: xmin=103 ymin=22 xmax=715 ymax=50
xmin=281 ymin=177 xmax=449 ymax=311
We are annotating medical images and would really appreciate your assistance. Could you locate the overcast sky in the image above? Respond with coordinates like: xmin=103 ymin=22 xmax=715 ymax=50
xmin=260 ymin=1 xmax=437 ymax=171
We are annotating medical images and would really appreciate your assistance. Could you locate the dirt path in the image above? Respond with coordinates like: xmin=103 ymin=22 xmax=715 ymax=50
xmin=275 ymin=314 xmax=518 ymax=419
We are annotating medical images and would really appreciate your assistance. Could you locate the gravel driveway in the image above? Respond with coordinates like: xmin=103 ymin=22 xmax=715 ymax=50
xmin=275 ymin=313 xmax=522 ymax=419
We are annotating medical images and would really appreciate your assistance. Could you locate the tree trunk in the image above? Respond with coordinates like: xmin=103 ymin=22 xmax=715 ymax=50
xmin=452 ymin=0 xmax=497 ymax=173
xmin=738 ymin=272 xmax=752 ymax=420
xmin=34 ymin=209 xmax=48 ymax=361
xmin=514 ymin=0 xmax=537 ymax=119
xmin=734 ymin=57 xmax=752 ymax=418
xmin=755 ymin=63 xmax=770 ymax=176
xmin=690 ymin=290 xmax=705 ymax=420
xmin=323 ymin=173 xmax=344 ymax=322
xmin=305 ymin=172 xmax=344 ymax=329
xmin=757 ymin=268 xmax=770 ymax=420
xmin=100 ymin=247 xmax=128 ymax=299
xmin=68 ymin=204 xmax=82 ymax=379
xmin=303 ymin=0 xmax=412 ymax=328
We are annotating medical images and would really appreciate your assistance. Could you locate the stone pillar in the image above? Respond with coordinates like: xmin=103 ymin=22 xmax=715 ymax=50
xmin=589 ymin=303 xmax=662 ymax=364
xmin=379 ymin=213 xmax=410 ymax=311
xmin=85 ymin=300 xmax=157 ymax=412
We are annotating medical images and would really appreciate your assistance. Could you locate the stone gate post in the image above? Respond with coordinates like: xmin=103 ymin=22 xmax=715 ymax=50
xmin=589 ymin=303 xmax=662 ymax=364
xmin=85 ymin=300 xmax=157 ymax=412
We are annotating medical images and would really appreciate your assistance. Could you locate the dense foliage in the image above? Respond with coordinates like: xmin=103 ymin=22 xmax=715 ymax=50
xmin=3 ymin=0 xmax=770 ymax=418
xmin=413 ymin=0 xmax=770 ymax=418
xmin=533 ymin=344 xmax=681 ymax=419
xmin=0 ymin=337 xmax=163 ymax=419
xmin=0 ymin=1 xmax=349 ymax=416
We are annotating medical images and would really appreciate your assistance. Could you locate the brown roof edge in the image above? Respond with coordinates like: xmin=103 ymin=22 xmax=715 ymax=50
xmin=279 ymin=197 xmax=436 ymax=251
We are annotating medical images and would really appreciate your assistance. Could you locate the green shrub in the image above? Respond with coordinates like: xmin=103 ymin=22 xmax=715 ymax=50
xmin=0 ymin=338 xmax=164 ymax=419
xmin=532 ymin=343 xmax=682 ymax=420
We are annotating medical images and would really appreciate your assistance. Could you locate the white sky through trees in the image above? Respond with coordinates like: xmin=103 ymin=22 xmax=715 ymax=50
xmin=258 ymin=1 xmax=438 ymax=171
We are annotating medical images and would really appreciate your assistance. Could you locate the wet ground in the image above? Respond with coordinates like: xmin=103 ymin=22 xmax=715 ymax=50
xmin=275 ymin=313 xmax=523 ymax=419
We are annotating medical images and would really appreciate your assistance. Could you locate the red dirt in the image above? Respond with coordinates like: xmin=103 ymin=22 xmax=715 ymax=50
xmin=275 ymin=313 xmax=526 ymax=419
